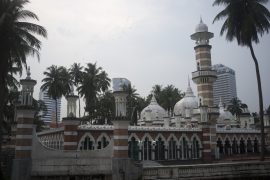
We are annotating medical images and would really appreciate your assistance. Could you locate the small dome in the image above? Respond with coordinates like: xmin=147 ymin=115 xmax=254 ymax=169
xmin=174 ymin=81 xmax=198 ymax=116
xmin=140 ymin=95 xmax=166 ymax=126
xmin=195 ymin=18 xmax=208 ymax=33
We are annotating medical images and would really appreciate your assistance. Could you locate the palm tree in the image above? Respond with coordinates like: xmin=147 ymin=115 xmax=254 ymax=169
xmin=148 ymin=84 xmax=184 ymax=113
xmin=78 ymin=63 xmax=110 ymax=123
xmin=69 ymin=63 xmax=83 ymax=117
xmin=122 ymin=84 xmax=140 ymax=124
xmin=228 ymin=97 xmax=243 ymax=122
xmin=213 ymin=0 xmax=270 ymax=160
xmin=0 ymin=1 xmax=46 ymax=166
xmin=41 ymin=65 xmax=72 ymax=127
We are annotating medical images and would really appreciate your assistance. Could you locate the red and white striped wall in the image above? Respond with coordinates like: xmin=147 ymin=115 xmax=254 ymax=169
xmin=15 ymin=109 xmax=35 ymax=159
xmin=113 ymin=120 xmax=129 ymax=158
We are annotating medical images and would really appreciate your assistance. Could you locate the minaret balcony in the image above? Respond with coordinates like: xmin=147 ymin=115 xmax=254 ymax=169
xmin=192 ymin=70 xmax=217 ymax=83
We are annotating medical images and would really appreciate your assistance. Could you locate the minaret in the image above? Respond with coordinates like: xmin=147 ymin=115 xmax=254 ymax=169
xmin=12 ymin=67 xmax=36 ymax=180
xmin=191 ymin=18 xmax=217 ymax=107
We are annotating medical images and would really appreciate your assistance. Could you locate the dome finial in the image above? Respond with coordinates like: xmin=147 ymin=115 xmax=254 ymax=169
xmin=26 ymin=66 xmax=31 ymax=79
xmin=200 ymin=16 xmax=203 ymax=23
xmin=219 ymin=97 xmax=224 ymax=108
xmin=151 ymin=93 xmax=157 ymax=104
xmin=188 ymin=75 xmax=190 ymax=87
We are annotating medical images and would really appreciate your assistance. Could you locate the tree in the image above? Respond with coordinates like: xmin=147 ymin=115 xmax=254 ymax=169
xmin=41 ymin=65 xmax=72 ymax=127
xmin=122 ymin=84 xmax=142 ymax=125
xmin=267 ymin=105 xmax=270 ymax=123
xmin=148 ymin=84 xmax=184 ymax=113
xmin=78 ymin=63 xmax=110 ymax=123
xmin=228 ymin=97 xmax=243 ymax=122
xmin=0 ymin=1 xmax=47 ymax=168
xmin=95 ymin=91 xmax=115 ymax=125
xmin=213 ymin=0 xmax=270 ymax=160
xmin=32 ymin=99 xmax=47 ymax=132
xmin=69 ymin=63 xmax=83 ymax=117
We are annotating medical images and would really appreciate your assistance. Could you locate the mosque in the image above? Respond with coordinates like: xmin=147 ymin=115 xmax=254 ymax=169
xmin=7 ymin=19 xmax=270 ymax=180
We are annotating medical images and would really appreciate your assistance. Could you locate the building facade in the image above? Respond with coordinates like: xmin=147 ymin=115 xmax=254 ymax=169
xmin=212 ymin=64 xmax=237 ymax=106
xmin=39 ymin=88 xmax=61 ymax=124
xmin=8 ymin=19 xmax=270 ymax=180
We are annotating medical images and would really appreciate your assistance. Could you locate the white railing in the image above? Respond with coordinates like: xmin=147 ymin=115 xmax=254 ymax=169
xmin=78 ymin=124 xmax=202 ymax=132
xmin=79 ymin=124 xmax=114 ymax=130
xmin=216 ymin=128 xmax=260 ymax=133
xmin=192 ymin=70 xmax=217 ymax=78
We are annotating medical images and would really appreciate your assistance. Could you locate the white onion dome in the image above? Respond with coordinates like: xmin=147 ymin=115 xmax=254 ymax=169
xmin=140 ymin=95 xmax=166 ymax=125
xmin=195 ymin=18 xmax=208 ymax=32
xmin=217 ymin=98 xmax=234 ymax=122
xmin=174 ymin=82 xmax=198 ymax=116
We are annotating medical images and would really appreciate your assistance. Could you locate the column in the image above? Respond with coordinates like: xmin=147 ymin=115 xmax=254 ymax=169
xmin=15 ymin=109 xmax=35 ymax=159
xmin=113 ymin=120 xmax=129 ymax=158
xmin=62 ymin=118 xmax=80 ymax=150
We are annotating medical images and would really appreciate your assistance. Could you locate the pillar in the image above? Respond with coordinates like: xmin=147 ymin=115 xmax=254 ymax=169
xmin=62 ymin=118 xmax=80 ymax=150
xmin=112 ymin=78 xmax=142 ymax=180
xmin=113 ymin=120 xmax=129 ymax=158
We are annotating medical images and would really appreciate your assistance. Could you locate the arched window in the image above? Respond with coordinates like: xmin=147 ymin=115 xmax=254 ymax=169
xmin=182 ymin=137 xmax=189 ymax=159
xmin=168 ymin=137 xmax=177 ymax=160
xmin=247 ymin=138 xmax=253 ymax=153
xmin=143 ymin=137 xmax=152 ymax=160
xmin=254 ymin=138 xmax=259 ymax=153
xmin=97 ymin=135 xmax=110 ymax=149
xmin=128 ymin=137 xmax=139 ymax=160
xmin=81 ymin=136 xmax=94 ymax=150
xmin=191 ymin=137 xmax=200 ymax=159
xmin=155 ymin=137 xmax=165 ymax=160
xmin=232 ymin=138 xmax=238 ymax=154
xmin=217 ymin=138 xmax=223 ymax=154
xmin=240 ymin=138 xmax=245 ymax=154
xmin=224 ymin=138 xmax=231 ymax=155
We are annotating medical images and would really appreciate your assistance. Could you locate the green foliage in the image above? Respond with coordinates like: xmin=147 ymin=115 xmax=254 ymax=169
xmin=213 ymin=0 xmax=270 ymax=46
xmin=41 ymin=65 xmax=72 ymax=126
xmin=32 ymin=99 xmax=46 ymax=132
xmin=122 ymin=84 xmax=147 ymax=125
xmin=77 ymin=63 xmax=110 ymax=122
xmin=69 ymin=63 xmax=83 ymax=117
xmin=228 ymin=97 xmax=243 ymax=121
xmin=94 ymin=91 xmax=115 ymax=125
xmin=147 ymin=84 xmax=184 ymax=111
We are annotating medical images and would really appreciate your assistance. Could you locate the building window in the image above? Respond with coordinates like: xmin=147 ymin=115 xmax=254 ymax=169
xmin=191 ymin=137 xmax=200 ymax=159
xmin=240 ymin=138 xmax=246 ymax=154
xmin=168 ymin=138 xmax=177 ymax=160
xmin=247 ymin=138 xmax=253 ymax=153
xmin=224 ymin=138 xmax=231 ymax=155
xmin=232 ymin=138 xmax=238 ymax=154
xmin=143 ymin=137 xmax=152 ymax=160
xmin=82 ymin=136 xmax=94 ymax=150
xmin=97 ymin=136 xmax=109 ymax=149
xmin=128 ymin=137 xmax=139 ymax=160
xmin=182 ymin=137 xmax=189 ymax=159
xmin=217 ymin=138 xmax=223 ymax=154
xmin=155 ymin=137 xmax=165 ymax=160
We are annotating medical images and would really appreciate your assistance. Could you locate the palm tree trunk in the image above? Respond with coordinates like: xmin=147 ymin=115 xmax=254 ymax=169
xmin=0 ymin=56 xmax=8 ymax=175
xmin=55 ymin=99 xmax=58 ymax=128
xmin=249 ymin=43 xmax=265 ymax=161
xmin=78 ymin=96 xmax=81 ymax=118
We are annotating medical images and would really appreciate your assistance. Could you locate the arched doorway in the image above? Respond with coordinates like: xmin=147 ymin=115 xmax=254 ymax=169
xmin=128 ymin=137 xmax=139 ymax=160
xmin=155 ymin=137 xmax=165 ymax=160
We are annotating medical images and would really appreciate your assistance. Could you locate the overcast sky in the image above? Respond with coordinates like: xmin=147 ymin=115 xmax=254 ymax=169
xmin=23 ymin=0 xmax=270 ymax=117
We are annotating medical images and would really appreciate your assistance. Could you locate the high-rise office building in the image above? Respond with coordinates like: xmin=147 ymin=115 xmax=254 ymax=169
xmin=39 ymin=88 xmax=61 ymax=124
xmin=212 ymin=64 xmax=237 ymax=106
